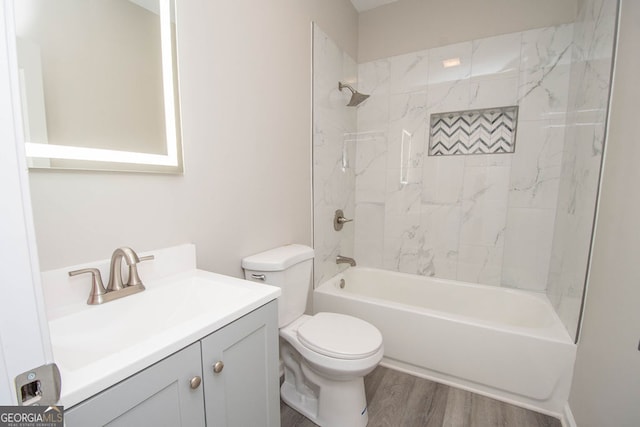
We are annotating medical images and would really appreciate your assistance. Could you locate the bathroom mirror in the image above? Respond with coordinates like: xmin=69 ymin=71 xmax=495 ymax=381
xmin=13 ymin=0 xmax=182 ymax=173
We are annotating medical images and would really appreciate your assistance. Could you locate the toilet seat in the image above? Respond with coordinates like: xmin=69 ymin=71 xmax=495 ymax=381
xmin=297 ymin=312 xmax=382 ymax=360
xmin=280 ymin=314 xmax=384 ymax=377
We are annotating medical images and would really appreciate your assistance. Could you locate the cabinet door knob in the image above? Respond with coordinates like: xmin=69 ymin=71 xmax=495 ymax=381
xmin=189 ymin=376 xmax=201 ymax=389
xmin=213 ymin=361 xmax=224 ymax=374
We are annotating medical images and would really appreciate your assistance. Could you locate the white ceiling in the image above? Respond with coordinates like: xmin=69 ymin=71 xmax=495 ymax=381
xmin=350 ymin=0 xmax=399 ymax=13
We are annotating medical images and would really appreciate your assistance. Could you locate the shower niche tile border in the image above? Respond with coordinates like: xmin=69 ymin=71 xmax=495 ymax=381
xmin=428 ymin=106 xmax=518 ymax=156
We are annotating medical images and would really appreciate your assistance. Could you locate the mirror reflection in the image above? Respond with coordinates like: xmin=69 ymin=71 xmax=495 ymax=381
xmin=14 ymin=0 xmax=182 ymax=172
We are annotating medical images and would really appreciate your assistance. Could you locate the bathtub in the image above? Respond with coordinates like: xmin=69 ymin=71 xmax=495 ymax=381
xmin=313 ymin=267 xmax=576 ymax=416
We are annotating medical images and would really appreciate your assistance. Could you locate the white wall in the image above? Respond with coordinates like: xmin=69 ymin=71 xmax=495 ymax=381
xmin=27 ymin=0 xmax=358 ymax=277
xmin=358 ymin=0 xmax=577 ymax=62
xmin=568 ymin=1 xmax=640 ymax=425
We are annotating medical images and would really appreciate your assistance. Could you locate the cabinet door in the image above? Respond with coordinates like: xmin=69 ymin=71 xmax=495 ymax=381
xmin=65 ymin=342 xmax=205 ymax=427
xmin=201 ymin=301 xmax=280 ymax=427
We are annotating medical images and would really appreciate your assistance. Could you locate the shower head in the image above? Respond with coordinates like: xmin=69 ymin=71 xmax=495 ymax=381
xmin=338 ymin=82 xmax=370 ymax=107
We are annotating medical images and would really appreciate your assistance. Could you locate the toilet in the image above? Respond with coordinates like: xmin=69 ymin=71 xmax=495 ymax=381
xmin=242 ymin=244 xmax=383 ymax=427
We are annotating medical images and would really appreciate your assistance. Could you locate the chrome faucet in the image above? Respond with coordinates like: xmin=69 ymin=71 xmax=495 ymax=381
xmin=69 ymin=247 xmax=154 ymax=305
xmin=336 ymin=255 xmax=356 ymax=267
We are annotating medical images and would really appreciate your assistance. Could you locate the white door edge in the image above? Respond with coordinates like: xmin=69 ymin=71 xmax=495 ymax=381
xmin=0 ymin=0 xmax=54 ymax=405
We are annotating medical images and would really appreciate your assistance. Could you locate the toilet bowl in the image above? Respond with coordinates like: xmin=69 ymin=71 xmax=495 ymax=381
xmin=280 ymin=313 xmax=383 ymax=426
xmin=242 ymin=245 xmax=384 ymax=427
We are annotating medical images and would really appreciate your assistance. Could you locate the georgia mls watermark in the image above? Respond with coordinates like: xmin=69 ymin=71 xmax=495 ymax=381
xmin=0 ymin=406 xmax=63 ymax=427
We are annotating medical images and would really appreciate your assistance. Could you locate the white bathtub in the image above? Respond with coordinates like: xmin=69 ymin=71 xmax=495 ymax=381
xmin=313 ymin=267 xmax=576 ymax=416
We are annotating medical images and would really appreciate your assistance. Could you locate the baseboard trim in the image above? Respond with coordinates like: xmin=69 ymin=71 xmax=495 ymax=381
xmin=561 ymin=403 xmax=577 ymax=427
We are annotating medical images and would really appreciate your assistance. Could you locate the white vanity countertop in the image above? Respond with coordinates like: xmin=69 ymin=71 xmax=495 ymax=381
xmin=40 ymin=244 xmax=280 ymax=408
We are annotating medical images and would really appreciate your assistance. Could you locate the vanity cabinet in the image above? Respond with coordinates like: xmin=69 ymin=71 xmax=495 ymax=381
xmin=64 ymin=301 xmax=279 ymax=427
xmin=64 ymin=342 xmax=205 ymax=426
xmin=201 ymin=299 xmax=280 ymax=427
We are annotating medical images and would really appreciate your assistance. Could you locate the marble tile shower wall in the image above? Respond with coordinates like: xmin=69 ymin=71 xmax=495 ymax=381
xmin=313 ymin=25 xmax=357 ymax=286
xmin=354 ymin=25 xmax=574 ymax=291
xmin=546 ymin=0 xmax=617 ymax=340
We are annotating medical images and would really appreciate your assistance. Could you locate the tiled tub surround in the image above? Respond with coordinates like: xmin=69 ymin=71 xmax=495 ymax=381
xmin=313 ymin=14 xmax=615 ymax=340
xmin=353 ymin=25 xmax=575 ymax=292
xmin=312 ymin=25 xmax=358 ymax=286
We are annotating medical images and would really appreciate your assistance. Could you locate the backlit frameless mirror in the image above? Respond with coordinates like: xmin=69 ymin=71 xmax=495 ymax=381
xmin=13 ymin=0 xmax=182 ymax=173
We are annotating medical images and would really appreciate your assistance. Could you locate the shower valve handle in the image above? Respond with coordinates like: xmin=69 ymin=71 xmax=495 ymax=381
xmin=334 ymin=209 xmax=353 ymax=231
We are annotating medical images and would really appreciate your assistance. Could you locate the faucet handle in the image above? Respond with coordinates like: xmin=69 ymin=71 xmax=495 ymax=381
xmin=126 ymin=254 xmax=154 ymax=287
xmin=334 ymin=209 xmax=353 ymax=231
xmin=69 ymin=268 xmax=107 ymax=305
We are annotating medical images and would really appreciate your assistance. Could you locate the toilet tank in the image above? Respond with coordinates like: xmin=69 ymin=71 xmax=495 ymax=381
xmin=242 ymin=244 xmax=314 ymax=328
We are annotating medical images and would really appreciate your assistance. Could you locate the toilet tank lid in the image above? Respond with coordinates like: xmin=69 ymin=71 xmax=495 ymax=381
xmin=241 ymin=244 xmax=314 ymax=271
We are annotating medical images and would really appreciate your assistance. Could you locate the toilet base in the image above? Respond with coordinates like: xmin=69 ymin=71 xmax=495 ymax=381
xmin=281 ymin=352 xmax=369 ymax=427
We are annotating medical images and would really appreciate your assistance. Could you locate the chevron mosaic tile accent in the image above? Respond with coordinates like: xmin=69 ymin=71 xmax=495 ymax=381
xmin=428 ymin=106 xmax=518 ymax=156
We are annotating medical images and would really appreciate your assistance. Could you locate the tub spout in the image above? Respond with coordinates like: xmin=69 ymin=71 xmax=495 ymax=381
xmin=336 ymin=255 xmax=356 ymax=267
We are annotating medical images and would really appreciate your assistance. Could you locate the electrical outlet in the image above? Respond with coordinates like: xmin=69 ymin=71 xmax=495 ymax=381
xmin=15 ymin=363 xmax=61 ymax=406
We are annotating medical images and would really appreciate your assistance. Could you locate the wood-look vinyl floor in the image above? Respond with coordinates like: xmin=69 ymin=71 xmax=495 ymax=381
xmin=280 ymin=366 xmax=561 ymax=427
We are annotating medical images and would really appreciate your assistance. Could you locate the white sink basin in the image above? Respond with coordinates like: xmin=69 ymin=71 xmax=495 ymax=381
xmin=48 ymin=268 xmax=280 ymax=407
xmin=50 ymin=274 xmax=251 ymax=371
